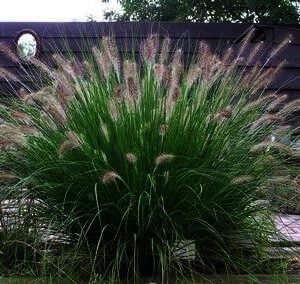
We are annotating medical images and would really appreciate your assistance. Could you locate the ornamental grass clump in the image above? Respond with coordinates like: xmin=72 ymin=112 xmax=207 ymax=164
xmin=0 ymin=30 xmax=298 ymax=280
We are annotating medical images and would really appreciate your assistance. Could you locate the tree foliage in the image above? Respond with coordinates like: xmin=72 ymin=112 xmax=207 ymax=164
xmin=107 ymin=0 xmax=300 ymax=23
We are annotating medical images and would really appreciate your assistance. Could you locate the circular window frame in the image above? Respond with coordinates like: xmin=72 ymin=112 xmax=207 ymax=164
xmin=14 ymin=29 xmax=40 ymax=63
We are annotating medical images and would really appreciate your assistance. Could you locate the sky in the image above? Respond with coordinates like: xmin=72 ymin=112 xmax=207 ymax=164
xmin=0 ymin=0 xmax=120 ymax=22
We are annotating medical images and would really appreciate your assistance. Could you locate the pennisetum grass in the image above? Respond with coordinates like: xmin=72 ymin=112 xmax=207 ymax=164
xmin=0 ymin=28 xmax=298 ymax=282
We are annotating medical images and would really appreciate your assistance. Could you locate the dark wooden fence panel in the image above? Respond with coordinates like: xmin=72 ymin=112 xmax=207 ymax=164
xmin=0 ymin=22 xmax=299 ymax=98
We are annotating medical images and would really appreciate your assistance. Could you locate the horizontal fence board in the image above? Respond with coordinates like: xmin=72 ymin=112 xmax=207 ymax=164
xmin=0 ymin=22 xmax=253 ymax=39
xmin=274 ymin=27 xmax=300 ymax=44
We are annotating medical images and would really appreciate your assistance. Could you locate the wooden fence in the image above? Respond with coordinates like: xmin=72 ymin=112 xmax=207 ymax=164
xmin=0 ymin=22 xmax=299 ymax=99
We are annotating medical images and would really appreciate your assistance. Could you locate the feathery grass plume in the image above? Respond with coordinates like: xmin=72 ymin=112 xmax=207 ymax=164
xmin=123 ymin=60 xmax=140 ymax=98
xmin=197 ymin=41 xmax=223 ymax=80
xmin=44 ymin=103 xmax=67 ymax=125
xmin=169 ymin=49 xmax=183 ymax=100
xmin=251 ymin=61 xmax=286 ymax=92
xmin=83 ymin=59 xmax=94 ymax=78
xmin=186 ymin=64 xmax=201 ymax=88
xmin=159 ymin=36 xmax=171 ymax=64
xmin=29 ymin=57 xmax=55 ymax=78
xmin=293 ymin=175 xmax=300 ymax=186
xmin=70 ymin=58 xmax=85 ymax=77
xmin=0 ymin=67 xmax=19 ymax=82
xmin=101 ymin=36 xmax=120 ymax=79
xmin=26 ymin=85 xmax=67 ymax=123
xmin=0 ymin=139 xmax=10 ymax=150
xmin=58 ymin=137 xmax=80 ymax=157
xmin=250 ymin=114 xmax=282 ymax=130
xmin=267 ymin=94 xmax=288 ymax=112
xmin=92 ymin=46 xmax=111 ymax=80
xmin=54 ymin=72 xmax=74 ymax=110
xmin=153 ymin=63 xmax=168 ymax=84
xmin=214 ymin=106 xmax=233 ymax=122
xmin=245 ymin=41 xmax=264 ymax=66
xmin=125 ymin=153 xmax=137 ymax=164
xmin=221 ymin=47 xmax=233 ymax=66
xmin=0 ymin=171 xmax=17 ymax=184
xmin=0 ymin=42 xmax=20 ymax=64
xmin=197 ymin=41 xmax=211 ymax=65
xmin=273 ymin=125 xmax=291 ymax=134
xmin=242 ymin=94 xmax=278 ymax=112
xmin=278 ymin=99 xmax=300 ymax=117
xmin=141 ymin=33 xmax=158 ymax=64
xmin=159 ymin=124 xmax=168 ymax=136
xmin=231 ymin=176 xmax=255 ymax=185
xmin=10 ymin=111 xmax=32 ymax=124
xmin=20 ymin=125 xmax=39 ymax=136
xmin=268 ymin=35 xmax=292 ymax=62
xmin=108 ymin=99 xmax=118 ymax=120
xmin=237 ymin=27 xmax=256 ymax=58
xmin=266 ymin=176 xmax=291 ymax=185
xmin=155 ymin=154 xmax=175 ymax=166
xmin=102 ymin=171 xmax=120 ymax=185
xmin=66 ymin=131 xmax=81 ymax=146
xmin=23 ymin=86 xmax=54 ymax=106
xmin=0 ymin=126 xmax=25 ymax=146
xmin=113 ymin=84 xmax=124 ymax=101
xmin=250 ymin=141 xmax=293 ymax=155
xmin=52 ymin=54 xmax=76 ymax=79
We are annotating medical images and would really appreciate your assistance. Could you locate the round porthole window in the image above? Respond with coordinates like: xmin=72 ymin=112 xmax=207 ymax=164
xmin=16 ymin=32 xmax=38 ymax=61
